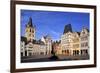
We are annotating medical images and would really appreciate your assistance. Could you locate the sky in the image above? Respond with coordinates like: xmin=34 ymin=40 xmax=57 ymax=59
xmin=21 ymin=10 xmax=90 ymax=41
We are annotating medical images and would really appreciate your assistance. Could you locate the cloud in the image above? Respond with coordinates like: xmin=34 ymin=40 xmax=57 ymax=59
xmin=50 ymin=30 xmax=59 ymax=36
xmin=50 ymin=30 xmax=61 ymax=41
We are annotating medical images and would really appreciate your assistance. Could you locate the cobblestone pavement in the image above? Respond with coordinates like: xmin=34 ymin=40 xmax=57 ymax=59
xmin=21 ymin=55 xmax=89 ymax=63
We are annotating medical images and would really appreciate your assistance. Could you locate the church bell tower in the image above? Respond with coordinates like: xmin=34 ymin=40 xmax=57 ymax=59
xmin=25 ymin=17 xmax=35 ymax=42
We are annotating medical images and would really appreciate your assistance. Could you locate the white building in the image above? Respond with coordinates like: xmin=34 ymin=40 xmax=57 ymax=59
xmin=22 ymin=35 xmax=52 ymax=56
xmin=61 ymin=31 xmax=73 ymax=55
xmin=33 ymin=44 xmax=46 ymax=55
xmin=41 ymin=35 xmax=52 ymax=55
xmin=25 ymin=41 xmax=47 ymax=56
xmin=61 ymin=24 xmax=73 ymax=55
xmin=21 ymin=41 xmax=25 ymax=56
xmin=21 ymin=36 xmax=27 ymax=56
xmin=25 ymin=42 xmax=34 ymax=56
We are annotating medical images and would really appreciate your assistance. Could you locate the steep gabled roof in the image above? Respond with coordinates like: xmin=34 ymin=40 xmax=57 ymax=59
xmin=63 ymin=24 xmax=73 ymax=34
xmin=32 ymin=39 xmax=45 ymax=45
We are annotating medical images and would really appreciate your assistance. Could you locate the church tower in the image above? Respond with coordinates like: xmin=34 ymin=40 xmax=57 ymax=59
xmin=25 ymin=17 xmax=35 ymax=42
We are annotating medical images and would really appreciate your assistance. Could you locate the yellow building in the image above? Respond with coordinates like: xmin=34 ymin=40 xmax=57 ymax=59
xmin=80 ymin=27 xmax=89 ymax=56
xmin=25 ymin=17 xmax=35 ymax=42
xmin=72 ymin=32 xmax=80 ymax=56
xmin=55 ymin=43 xmax=62 ymax=55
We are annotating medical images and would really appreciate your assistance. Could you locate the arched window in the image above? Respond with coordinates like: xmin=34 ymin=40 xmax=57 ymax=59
xmin=77 ymin=50 xmax=79 ymax=55
xmin=30 ymin=28 xmax=31 ymax=32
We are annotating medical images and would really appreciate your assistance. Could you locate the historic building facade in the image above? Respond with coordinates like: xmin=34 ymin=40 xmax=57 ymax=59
xmin=60 ymin=24 xmax=73 ymax=55
xmin=80 ymin=27 xmax=89 ymax=56
xmin=25 ymin=41 xmax=47 ymax=56
xmin=57 ymin=24 xmax=89 ymax=56
xmin=41 ymin=35 xmax=52 ymax=55
xmin=21 ymin=41 xmax=25 ymax=56
xmin=21 ymin=36 xmax=27 ymax=56
xmin=72 ymin=32 xmax=80 ymax=56
xmin=53 ymin=41 xmax=61 ymax=55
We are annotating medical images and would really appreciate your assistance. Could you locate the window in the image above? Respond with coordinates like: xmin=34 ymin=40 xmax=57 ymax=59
xmin=32 ymin=30 xmax=34 ymax=33
xmin=21 ymin=52 xmax=23 ymax=56
xmin=64 ymin=50 xmax=66 ymax=53
xmin=67 ymin=50 xmax=69 ymax=53
xmin=30 ymin=28 xmax=31 ymax=32
xmin=40 ymin=52 xmax=44 ymax=55
xmin=76 ymin=50 xmax=79 ymax=55
xmin=85 ymin=42 xmax=88 ymax=46
xmin=62 ymin=50 xmax=64 ymax=53
xmin=21 ymin=44 xmax=23 ymax=47
xmin=29 ymin=53 xmax=32 ymax=56
xmin=85 ymin=50 xmax=88 ymax=54
xmin=76 ymin=44 xmax=79 ymax=48
xmin=73 ymin=50 xmax=75 ymax=55
xmin=81 ymin=50 xmax=83 ymax=55
xmin=81 ymin=43 xmax=85 ymax=47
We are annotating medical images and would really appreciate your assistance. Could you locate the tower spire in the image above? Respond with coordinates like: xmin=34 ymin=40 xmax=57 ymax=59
xmin=25 ymin=17 xmax=36 ymax=41
xmin=28 ymin=17 xmax=33 ymax=27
